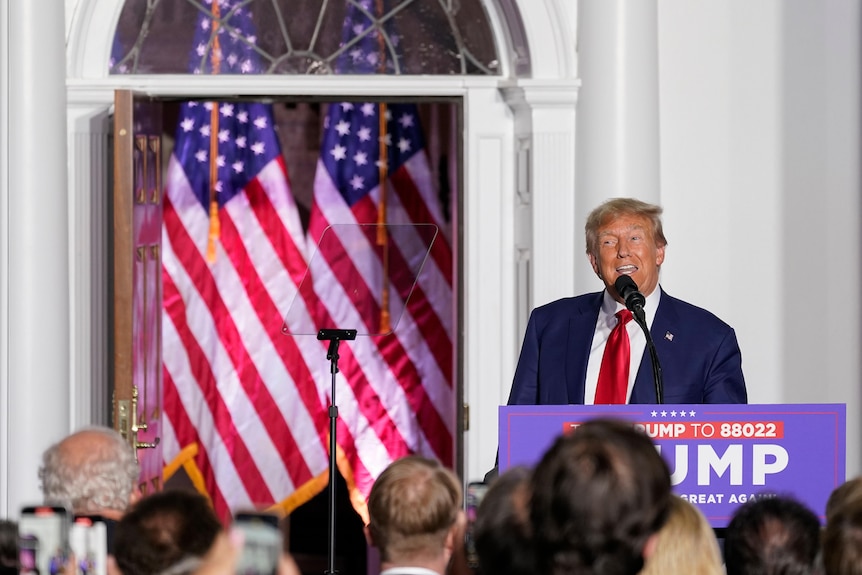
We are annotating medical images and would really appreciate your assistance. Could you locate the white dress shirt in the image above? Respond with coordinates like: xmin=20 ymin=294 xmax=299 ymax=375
xmin=584 ymin=286 xmax=661 ymax=404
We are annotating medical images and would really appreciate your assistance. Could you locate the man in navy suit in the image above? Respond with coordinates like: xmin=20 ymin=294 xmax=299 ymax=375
xmin=508 ymin=197 xmax=747 ymax=406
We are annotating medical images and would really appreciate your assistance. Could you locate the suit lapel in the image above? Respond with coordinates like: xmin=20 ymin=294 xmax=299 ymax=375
xmin=631 ymin=288 xmax=680 ymax=403
xmin=565 ymin=293 xmax=602 ymax=404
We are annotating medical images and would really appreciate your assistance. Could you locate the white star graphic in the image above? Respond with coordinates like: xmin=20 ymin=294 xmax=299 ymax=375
xmin=361 ymin=103 xmax=376 ymax=117
xmin=651 ymin=410 xmax=658 ymax=417
xmin=397 ymin=138 xmax=411 ymax=153
xmin=350 ymin=48 xmax=363 ymax=61
xmin=241 ymin=60 xmax=253 ymax=73
xmin=216 ymin=155 xmax=226 ymax=168
xmin=253 ymin=116 xmax=267 ymax=129
xmin=236 ymin=136 xmax=247 ymax=148
xmin=660 ymin=410 xmax=668 ymax=417
xmin=398 ymin=113 xmax=414 ymax=128
xmin=335 ymin=120 xmax=351 ymax=136
xmin=199 ymin=124 xmax=210 ymax=137
xmin=341 ymin=102 xmax=355 ymax=112
xmin=358 ymin=127 xmax=372 ymax=142
xmin=237 ymin=111 xmax=249 ymax=124
xmin=366 ymin=52 xmax=379 ymax=66
xmin=375 ymin=159 xmax=388 ymax=170
xmin=195 ymin=150 xmax=207 ymax=163
xmin=218 ymin=129 xmax=230 ymax=143
xmin=350 ymin=175 xmax=365 ymax=190
xmin=180 ymin=118 xmax=195 ymax=132
xmin=689 ymin=410 xmax=696 ymax=417
xmin=670 ymin=410 xmax=677 ymax=417
xmin=251 ymin=142 xmax=265 ymax=155
xmin=196 ymin=43 xmax=206 ymax=57
xmin=679 ymin=411 xmax=687 ymax=417
xmin=380 ymin=133 xmax=392 ymax=146
xmin=354 ymin=151 xmax=368 ymax=166
xmin=214 ymin=180 xmax=223 ymax=193
xmin=330 ymin=145 xmax=347 ymax=161
xmin=232 ymin=161 xmax=244 ymax=173
xmin=226 ymin=53 xmax=238 ymax=67
xmin=220 ymin=103 xmax=234 ymax=117
xmin=201 ymin=19 xmax=210 ymax=31
xmin=204 ymin=102 xmax=214 ymax=111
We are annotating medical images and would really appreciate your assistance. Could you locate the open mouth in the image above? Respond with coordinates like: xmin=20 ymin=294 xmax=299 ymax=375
xmin=616 ymin=265 xmax=637 ymax=275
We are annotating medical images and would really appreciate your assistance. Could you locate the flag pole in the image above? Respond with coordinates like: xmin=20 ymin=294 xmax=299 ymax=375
xmin=377 ymin=103 xmax=391 ymax=334
xmin=376 ymin=0 xmax=391 ymax=334
xmin=206 ymin=2 xmax=222 ymax=263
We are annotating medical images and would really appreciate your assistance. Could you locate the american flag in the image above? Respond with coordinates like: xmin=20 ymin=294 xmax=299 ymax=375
xmin=160 ymin=0 xmax=330 ymax=519
xmin=305 ymin=1 xmax=456 ymax=518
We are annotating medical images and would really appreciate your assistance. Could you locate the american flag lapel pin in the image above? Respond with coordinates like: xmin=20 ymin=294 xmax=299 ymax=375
xmin=664 ymin=331 xmax=674 ymax=342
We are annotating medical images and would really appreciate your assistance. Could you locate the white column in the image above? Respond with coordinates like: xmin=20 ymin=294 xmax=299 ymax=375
xmin=575 ymin=0 xmax=660 ymax=294
xmin=503 ymin=82 xmax=579 ymax=314
xmin=2 ymin=0 xmax=71 ymax=517
xmin=462 ymin=85 xmax=517 ymax=482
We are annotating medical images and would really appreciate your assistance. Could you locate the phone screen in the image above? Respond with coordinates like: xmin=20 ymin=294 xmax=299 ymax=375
xmin=233 ymin=513 xmax=282 ymax=575
xmin=71 ymin=516 xmax=108 ymax=575
xmin=19 ymin=506 xmax=70 ymax=575
xmin=464 ymin=482 xmax=489 ymax=570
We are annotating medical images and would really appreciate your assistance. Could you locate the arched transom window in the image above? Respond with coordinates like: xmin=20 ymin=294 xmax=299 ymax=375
xmin=110 ymin=0 xmax=501 ymax=75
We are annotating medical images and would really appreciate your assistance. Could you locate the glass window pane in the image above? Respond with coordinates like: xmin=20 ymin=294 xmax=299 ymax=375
xmin=111 ymin=0 xmax=501 ymax=75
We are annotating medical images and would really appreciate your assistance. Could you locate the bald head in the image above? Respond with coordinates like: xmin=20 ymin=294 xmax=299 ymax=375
xmin=39 ymin=426 xmax=139 ymax=517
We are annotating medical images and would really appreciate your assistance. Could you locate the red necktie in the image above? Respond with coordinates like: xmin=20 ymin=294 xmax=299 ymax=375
xmin=594 ymin=309 xmax=633 ymax=404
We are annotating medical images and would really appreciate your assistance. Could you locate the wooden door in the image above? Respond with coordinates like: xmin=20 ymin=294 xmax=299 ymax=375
xmin=112 ymin=90 xmax=164 ymax=496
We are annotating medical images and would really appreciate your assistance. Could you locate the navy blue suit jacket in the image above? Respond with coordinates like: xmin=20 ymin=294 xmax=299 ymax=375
xmin=508 ymin=288 xmax=747 ymax=405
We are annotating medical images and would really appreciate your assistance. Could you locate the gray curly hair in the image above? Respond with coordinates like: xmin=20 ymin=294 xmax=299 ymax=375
xmin=38 ymin=426 xmax=139 ymax=514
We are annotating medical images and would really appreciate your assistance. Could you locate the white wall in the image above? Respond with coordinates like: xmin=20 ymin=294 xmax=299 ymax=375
xmin=658 ymin=0 xmax=861 ymax=474
xmin=49 ymin=0 xmax=862 ymax=495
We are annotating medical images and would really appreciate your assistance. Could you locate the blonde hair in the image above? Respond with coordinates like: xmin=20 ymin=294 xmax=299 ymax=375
xmin=367 ymin=455 xmax=461 ymax=564
xmin=639 ymin=496 xmax=723 ymax=575
xmin=585 ymin=197 xmax=667 ymax=259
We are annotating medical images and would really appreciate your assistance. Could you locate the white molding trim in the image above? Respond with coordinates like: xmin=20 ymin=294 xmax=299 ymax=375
xmin=0 ymin=0 xmax=10 ymax=519
xmin=502 ymin=80 xmax=579 ymax=311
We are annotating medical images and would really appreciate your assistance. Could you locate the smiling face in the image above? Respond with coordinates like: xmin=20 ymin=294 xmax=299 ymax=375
xmin=588 ymin=213 xmax=666 ymax=301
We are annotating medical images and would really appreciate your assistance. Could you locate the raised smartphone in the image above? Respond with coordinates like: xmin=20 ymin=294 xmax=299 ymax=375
xmin=233 ymin=511 xmax=282 ymax=575
xmin=70 ymin=515 xmax=108 ymax=575
xmin=18 ymin=505 xmax=71 ymax=575
xmin=464 ymin=481 xmax=490 ymax=570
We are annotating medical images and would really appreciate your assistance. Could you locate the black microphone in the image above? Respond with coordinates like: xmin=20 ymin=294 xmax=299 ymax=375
xmin=612 ymin=275 xmax=664 ymax=404
xmin=614 ymin=275 xmax=646 ymax=316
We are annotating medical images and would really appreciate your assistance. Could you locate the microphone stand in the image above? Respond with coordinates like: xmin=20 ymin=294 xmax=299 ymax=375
xmin=317 ymin=328 xmax=357 ymax=575
xmin=630 ymin=306 xmax=664 ymax=404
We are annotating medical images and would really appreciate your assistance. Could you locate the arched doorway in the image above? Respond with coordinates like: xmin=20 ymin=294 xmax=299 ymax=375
xmin=63 ymin=0 xmax=579 ymax=521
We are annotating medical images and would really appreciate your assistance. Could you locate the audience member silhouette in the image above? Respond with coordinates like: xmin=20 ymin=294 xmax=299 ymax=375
xmin=639 ymin=496 xmax=723 ymax=575
xmin=530 ymin=417 xmax=672 ymax=575
xmin=724 ymin=495 xmax=821 ymax=575
xmin=113 ymin=490 xmax=222 ymax=575
xmin=822 ymin=480 xmax=862 ymax=575
xmin=826 ymin=475 xmax=862 ymax=522
xmin=0 ymin=520 xmax=18 ymax=575
xmin=39 ymin=426 xmax=140 ymax=553
xmin=364 ymin=455 xmax=465 ymax=575
xmin=473 ymin=466 xmax=534 ymax=575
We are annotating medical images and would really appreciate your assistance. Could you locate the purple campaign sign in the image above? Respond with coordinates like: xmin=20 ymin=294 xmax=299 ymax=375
xmin=499 ymin=404 xmax=845 ymax=527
